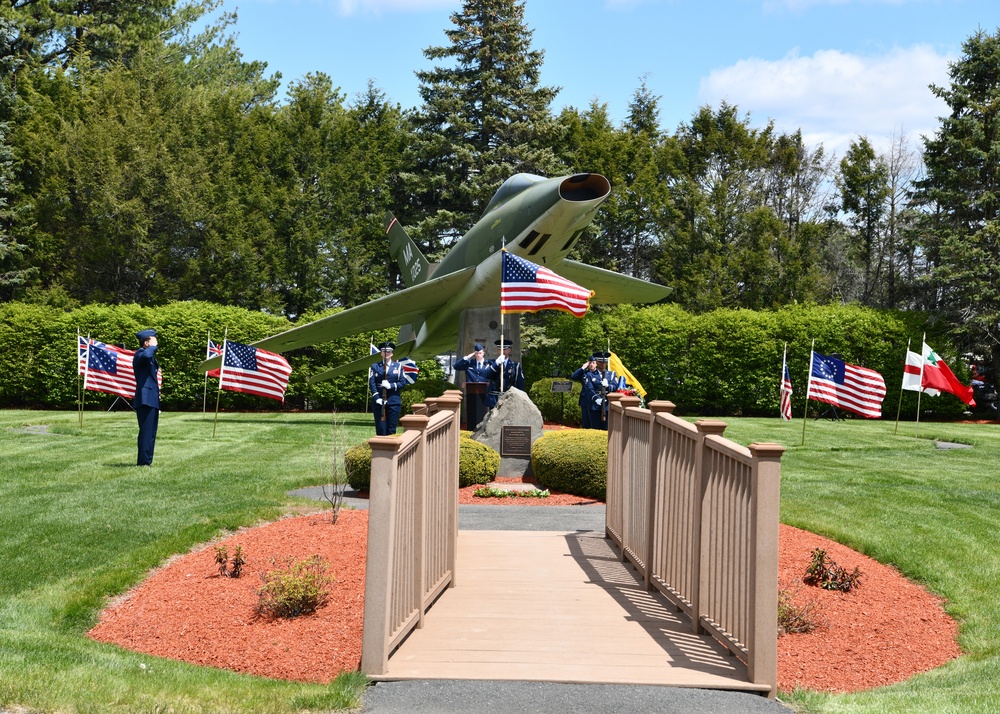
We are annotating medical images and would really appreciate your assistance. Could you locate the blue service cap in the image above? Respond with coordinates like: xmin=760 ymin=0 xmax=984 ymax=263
xmin=378 ymin=340 xmax=395 ymax=351
xmin=473 ymin=343 xmax=484 ymax=351
xmin=136 ymin=329 xmax=157 ymax=341
xmin=495 ymin=339 xmax=513 ymax=348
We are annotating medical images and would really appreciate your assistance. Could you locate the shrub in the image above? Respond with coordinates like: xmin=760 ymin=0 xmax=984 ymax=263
xmin=528 ymin=377 xmax=582 ymax=426
xmin=343 ymin=433 xmax=500 ymax=490
xmin=344 ymin=441 xmax=373 ymax=491
xmin=531 ymin=430 xmax=608 ymax=500
xmin=777 ymin=586 xmax=824 ymax=635
xmin=255 ymin=555 xmax=333 ymax=618
xmin=804 ymin=548 xmax=862 ymax=592
xmin=459 ymin=433 xmax=499 ymax=487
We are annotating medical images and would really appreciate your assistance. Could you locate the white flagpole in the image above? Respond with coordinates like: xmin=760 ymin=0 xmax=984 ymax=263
xmin=893 ymin=338 xmax=911 ymax=435
xmin=801 ymin=339 xmax=815 ymax=446
xmin=781 ymin=342 xmax=788 ymax=421
xmin=915 ymin=332 xmax=926 ymax=440
xmin=366 ymin=334 xmax=375 ymax=414
xmin=203 ymin=330 xmax=211 ymax=414
xmin=212 ymin=328 xmax=228 ymax=439
xmin=78 ymin=329 xmax=84 ymax=428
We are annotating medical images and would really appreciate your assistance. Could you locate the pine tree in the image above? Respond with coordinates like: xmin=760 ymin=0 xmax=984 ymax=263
xmin=402 ymin=0 xmax=564 ymax=259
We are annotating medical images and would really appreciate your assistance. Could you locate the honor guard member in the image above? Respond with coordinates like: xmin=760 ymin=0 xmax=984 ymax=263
xmin=453 ymin=342 xmax=498 ymax=409
xmin=488 ymin=338 xmax=524 ymax=400
xmin=571 ymin=353 xmax=604 ymax=429
xmin=594 ymin=351 xmax=619 ymax=430
xmin=369 ymin=341 xmax=407 ymax=435
xmin=133 ymin=329 xmax=160 ymax=465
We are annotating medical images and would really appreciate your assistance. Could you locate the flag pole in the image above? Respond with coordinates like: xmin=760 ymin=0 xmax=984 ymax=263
xmin=366 ymin=334 xmax=374 ymax=414
xmin=77 ymin=329 xmax=83 ymax=428
xmin=801 ymin=339 xmax=815 ymax=446
xmin=915 ymin=333 xmax=926 ymax=440
xmin=781 ymin=342 xmax=788 ymax=421
xmin=893 ymin=338 xmax=911 ymax=435
xmin=203 ymin=330 xmax=211 ymax=415
xmin=212 ymin=328 xmax=228 ymax=439
xmin=499 ymin=314 xmax=505 ymax=393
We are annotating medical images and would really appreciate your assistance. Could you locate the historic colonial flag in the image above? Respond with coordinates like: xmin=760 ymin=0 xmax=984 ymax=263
xmin=206 ymin=338 xmax=223 ymax=378
xmin=219 ymin=340 xmax=292 ymax=402
xmin=608 ymin=351 xmax=646 ymax=398
xmin=807 ymin=351 xmax=886 ymax=418
xmin=902 ymin=349 xmax=939 ymax=396
xmin=922 ymin=343 xmax=975 ymax=407
xmin=500 ymin=251 xmax=594 ymax=317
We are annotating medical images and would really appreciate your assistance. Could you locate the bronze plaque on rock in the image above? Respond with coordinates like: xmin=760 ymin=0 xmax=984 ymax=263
xmin=500 ymin=425 xmax=533 ymax=457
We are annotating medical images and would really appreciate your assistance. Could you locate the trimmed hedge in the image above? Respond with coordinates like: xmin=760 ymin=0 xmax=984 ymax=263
xmin=531 ymin=430 xmax=608 ymax=500
xmin=0 ymin=300 xmax=442 ymax=411
xmin=522 ymin=303 xmax=966 ymax=418
xmin=343 ymin=431 xmax=499 ymax=491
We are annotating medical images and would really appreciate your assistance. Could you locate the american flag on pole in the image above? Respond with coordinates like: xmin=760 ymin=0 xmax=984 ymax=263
xmin=780 ymin=356 xmax=793 ymax=421
xmin=219 ymin=340 xmax=292 ymax=402
xmin=500 ymin=251 xmax=594 ymax=317
xmin=807 ymin=351 xmax=886 ymax=418
xmin=78 ymin=337 xmax=137 ymax=399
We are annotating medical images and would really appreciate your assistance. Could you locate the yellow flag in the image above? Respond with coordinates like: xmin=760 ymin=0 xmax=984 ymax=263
xmin=608 ymin=351 xmax=646 ymax=398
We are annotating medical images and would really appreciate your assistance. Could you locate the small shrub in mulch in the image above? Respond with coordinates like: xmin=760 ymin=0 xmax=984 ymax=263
xmin=803 ymin=548 xmax=862 ymax=592
xmin=778 ymin=585 xmax=825 ymax=635
xmin=255 ymin=555 xmax=333 ymax=618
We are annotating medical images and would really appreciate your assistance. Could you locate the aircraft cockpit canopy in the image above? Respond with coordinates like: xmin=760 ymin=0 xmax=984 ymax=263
xmin=483 ymin=173 xmax=546 ymax=215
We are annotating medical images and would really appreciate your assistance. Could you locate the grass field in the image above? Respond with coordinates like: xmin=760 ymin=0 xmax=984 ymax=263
xmin=1 ymin=408 xmax=998 ymax=712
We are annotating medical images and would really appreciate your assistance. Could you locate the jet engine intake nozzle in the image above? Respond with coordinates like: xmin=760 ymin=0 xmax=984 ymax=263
xmin=558 ymin=174 xmax=611 ymax=203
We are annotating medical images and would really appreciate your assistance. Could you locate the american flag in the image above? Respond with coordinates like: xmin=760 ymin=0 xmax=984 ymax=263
xmin=807 ymin=351 xmax=886 ymax=419
xmin=78 ymin=337 xmax=137 ymax=399
xmin=500 ymin=251 xmax=594 ymax=317
xmin=219 ymin=340 xmax=292 ymax=402
xmin=780 ymin=362 xmax=793 ymax=421
xmin=399 ymin=357 xmax=419 ymax=385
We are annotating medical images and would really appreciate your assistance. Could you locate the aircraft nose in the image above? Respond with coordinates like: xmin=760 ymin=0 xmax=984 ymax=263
xmin=558 ymin=173 xmax=611 ymax=202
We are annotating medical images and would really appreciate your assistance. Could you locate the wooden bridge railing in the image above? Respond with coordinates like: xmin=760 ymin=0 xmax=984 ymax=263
xmin=605 ymin=394 xmax=785 ymax=698
xmin=360 ymin=390 xmax=463 ymax=676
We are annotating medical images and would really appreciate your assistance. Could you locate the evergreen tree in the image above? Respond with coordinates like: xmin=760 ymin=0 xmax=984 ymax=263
xmin=913 ymin=28 xmax=1000 ymax=358
xmin=837 ymin=136 xmax=891 ymax=306
xmin=402 ymin=0 xmax=564 ymax=259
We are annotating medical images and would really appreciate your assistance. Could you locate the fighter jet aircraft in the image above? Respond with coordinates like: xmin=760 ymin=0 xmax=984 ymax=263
xmin=199 ymin=172 xmax=671 ymax=382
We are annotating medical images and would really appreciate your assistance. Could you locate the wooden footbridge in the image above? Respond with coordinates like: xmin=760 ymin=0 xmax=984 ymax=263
xmin=360 ymin=393 xmax=784 ymax=698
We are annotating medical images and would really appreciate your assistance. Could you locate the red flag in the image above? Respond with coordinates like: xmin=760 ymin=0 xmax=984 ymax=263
xmin=921 ymin=343 xmax=975 ymax=407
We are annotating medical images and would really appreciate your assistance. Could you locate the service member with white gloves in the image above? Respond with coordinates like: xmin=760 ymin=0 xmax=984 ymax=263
xmin=369 ymin=341 xmax=407 ymax=435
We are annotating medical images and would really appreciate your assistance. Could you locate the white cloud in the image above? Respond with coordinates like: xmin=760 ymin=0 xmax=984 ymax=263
xmin=698 ymin=45 xmax=953 ymax=157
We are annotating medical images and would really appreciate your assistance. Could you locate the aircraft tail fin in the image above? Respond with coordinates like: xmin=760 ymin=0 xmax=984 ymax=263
xmin=384 ymin=212 xmax=430 ymax=286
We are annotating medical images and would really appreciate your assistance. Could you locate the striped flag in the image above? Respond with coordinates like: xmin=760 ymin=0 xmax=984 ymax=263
xmin=807 ymin=351 xmax=886 ymax=419
xmin=398 ymin=357 xmax=420 ymax=385
xmin=219 ymin=340 xmax=292 ymax=402
xmin=780 ymin=355 xmax=793 ymax=421
xmin=500 ymin=251 xmax=594 ymax=317
xmin=78 ymin=337 xmax=137 ymax=399
xmin=902 ymin=349 xmax=939 ymax=396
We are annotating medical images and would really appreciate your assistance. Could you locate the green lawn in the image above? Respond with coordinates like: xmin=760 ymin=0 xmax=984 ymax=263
xmin=1 ymin=409 xmax=998 ymax=712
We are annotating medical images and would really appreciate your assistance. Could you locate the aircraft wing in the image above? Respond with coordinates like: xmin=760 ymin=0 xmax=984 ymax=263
xmin=306 ymin=340 xmax=417 ymax=384
xmin=556 ymin=260 xmax=672 ymax=305
xmin=198 ymin=267 xmax=477 ymax=373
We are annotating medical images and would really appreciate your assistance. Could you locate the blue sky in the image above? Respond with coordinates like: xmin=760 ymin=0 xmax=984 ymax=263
xmin=223 ymin=0 xmax=996 ymax=158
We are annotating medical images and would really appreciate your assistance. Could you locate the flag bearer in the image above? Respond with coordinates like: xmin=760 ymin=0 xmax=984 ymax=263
xmin=369 ymin=341 xmax=407 ymax=435
xmin=488 ymin=338 xmax=524 ymax=402
xmin=594 ymin=351 xmax=619 ymax=429
xmin=133 ymin=329 xmax=160 ymax=466
xmin=571 ymin=353 xmax=605 ymax=429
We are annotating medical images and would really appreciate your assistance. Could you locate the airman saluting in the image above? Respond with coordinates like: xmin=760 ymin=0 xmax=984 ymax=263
xmin=454 ymin=342 xmax=497 ymax=409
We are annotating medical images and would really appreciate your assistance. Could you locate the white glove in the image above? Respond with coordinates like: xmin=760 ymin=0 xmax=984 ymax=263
xmin=594 ymin=396 xmax=603 ymax=406
xmin=495 ymin=355 xmax=506 ymax=365
xmin=375 ymin=397 xmax=384 ymax=406
xmin=601 ymin=378 xmax=608 ymax=387
xmin=380 ymin=379 xmax=391 ymax=390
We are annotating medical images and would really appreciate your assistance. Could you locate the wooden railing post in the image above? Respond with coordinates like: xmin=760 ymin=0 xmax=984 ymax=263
xmin=360 ymin=435 xmax=405 ymax=676
xmin=398 ymin=414 xmax=429 ymax=628
xmin=643 ymin=401 xmax=674 ymax=590
xmin=605 ymin=393 xmax=625 ymax=545
xmin=692 ymin=419 xmax=727 ymax=636
xmin=616 ymin=395 xmax=641 ymax=562
xmin=748 ymin=442 xmax=784 ymax=698
xmin=426 ymin=391 xmax=463 ymax=586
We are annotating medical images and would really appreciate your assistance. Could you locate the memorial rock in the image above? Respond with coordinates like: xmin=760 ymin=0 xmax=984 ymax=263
xmin=472 ymin=387 xmax=544 ymax=477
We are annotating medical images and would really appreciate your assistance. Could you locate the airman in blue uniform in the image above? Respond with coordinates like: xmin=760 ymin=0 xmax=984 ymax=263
xmin=133 ymin=328 xmax=160 ymax=465
xmin=369 ymin=341 xmax=407 ymax=435
xmin=488 ymin=338 xmax=524 ymax=402
xmin=571 ymin=351 xmax=619 ymax=429
xmin=454 ymin=342 xmax=497 ymax=409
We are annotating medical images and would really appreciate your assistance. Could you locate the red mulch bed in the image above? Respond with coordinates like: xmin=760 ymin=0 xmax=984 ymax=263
xmin=88 ymin=507 xmax=960 ymax=694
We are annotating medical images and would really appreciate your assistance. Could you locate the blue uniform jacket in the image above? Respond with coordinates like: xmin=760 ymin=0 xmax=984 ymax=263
xmin=369 ymin=360 xmax=406 ymax=405
xmin=489 ymin=359 xmax=524 ymax=395
xmin=132 ymin=345 xmax=160 ymax=409
xmin=453 ymin=357 xmax=494 ymax=384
